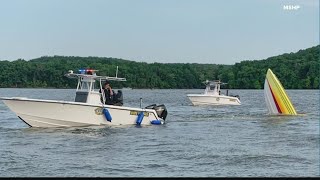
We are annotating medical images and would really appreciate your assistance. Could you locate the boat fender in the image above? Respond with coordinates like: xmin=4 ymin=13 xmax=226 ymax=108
xmin=136 ymin=112 xmax=144 ymax=125
xmin=150 ymin=120 xmax=162 ymax=125
xmin=103 ymin=108 xmax=112 ymax=122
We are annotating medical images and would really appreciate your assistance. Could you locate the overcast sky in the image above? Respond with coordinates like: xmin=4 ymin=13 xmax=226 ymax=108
xmin=0 ymin=0 xmax=318 ymax=64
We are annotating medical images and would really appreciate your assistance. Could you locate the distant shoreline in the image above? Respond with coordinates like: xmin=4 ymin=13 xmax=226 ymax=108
xmin=0 ymin=45 xmax=318 ymax=89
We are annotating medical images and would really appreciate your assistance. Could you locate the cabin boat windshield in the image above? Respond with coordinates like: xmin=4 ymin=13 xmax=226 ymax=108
xmin=209 ymin=84 xmax=216 ymax=90
xmin=77 ymin=78 xmax=97 ymax=92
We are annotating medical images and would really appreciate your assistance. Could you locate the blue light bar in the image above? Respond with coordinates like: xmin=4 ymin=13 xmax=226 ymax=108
xmin=78 ymin=69 xmax=86 ymax=74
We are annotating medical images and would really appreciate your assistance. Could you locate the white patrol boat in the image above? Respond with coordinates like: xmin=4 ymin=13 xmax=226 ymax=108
xmin=0 ymin=68 xmax=168 ymax=127
xmin=187 ymin=80 xmax=241 ymax=106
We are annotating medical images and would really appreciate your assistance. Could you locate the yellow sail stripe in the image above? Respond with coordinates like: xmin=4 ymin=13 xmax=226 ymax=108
xmin=267 ymin=71 xmax=295 ymax=114
xmin=266 ymin=69 xmax=297 ymax=115
xmin=268 ymin=74 xmax=291 ymax=113
xmin=271 ymin=72 xmax=296 ymax=114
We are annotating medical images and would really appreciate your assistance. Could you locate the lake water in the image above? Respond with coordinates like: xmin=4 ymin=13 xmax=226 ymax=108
xmin=0 ymin=88 xmax=319 ymax=177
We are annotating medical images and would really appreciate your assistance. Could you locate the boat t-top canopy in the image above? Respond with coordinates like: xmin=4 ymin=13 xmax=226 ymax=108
xmin=203 ymin=80 xmax=227 ymax=86
xmin=65 ymin=73 xmax=126 ymax=81
xmin=64 ymin=68 xmax=126 ymax=82
xmin=202 ymin=79 xmax=229 ymax=95
xmin=64 ymin=67 xmax=127 ymax=105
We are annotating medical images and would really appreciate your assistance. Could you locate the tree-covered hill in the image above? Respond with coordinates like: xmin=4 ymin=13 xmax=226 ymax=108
xmin=0 ymin=45 xmax=318 ymax=89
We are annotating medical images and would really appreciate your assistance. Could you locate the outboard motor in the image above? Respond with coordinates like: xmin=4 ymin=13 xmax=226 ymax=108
xmin=234 ymin=95 xmax=240 ymax=100
xmin=145 ymin=104 xmax=168 ymax=120
xmin=145 ymin=104 xmax=156 ymax=109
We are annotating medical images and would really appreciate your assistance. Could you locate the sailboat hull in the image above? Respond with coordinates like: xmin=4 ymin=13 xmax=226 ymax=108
xmin=264 ymin=69 xmax=297 ymax=115
xmin=1 ymin=97 xmax=162 ymax=127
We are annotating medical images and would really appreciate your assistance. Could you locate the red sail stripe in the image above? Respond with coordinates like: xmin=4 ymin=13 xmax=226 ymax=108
xmin=268 ymin=80 xmax=282 ymax=113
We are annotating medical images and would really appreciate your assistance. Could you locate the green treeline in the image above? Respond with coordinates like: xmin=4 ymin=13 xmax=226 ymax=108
xmin=0 ymin=45 xmax=319 ymax=89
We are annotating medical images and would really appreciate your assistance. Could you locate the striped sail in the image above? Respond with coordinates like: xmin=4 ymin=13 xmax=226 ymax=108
xmin=264 ymin=69 xmax=297 ymax=115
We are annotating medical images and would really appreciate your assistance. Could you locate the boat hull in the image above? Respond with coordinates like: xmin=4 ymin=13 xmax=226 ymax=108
xmin=1 ymin=97 xmax=163 ymax=127
xmin=187 ymin=94 xmax=241 ymax=106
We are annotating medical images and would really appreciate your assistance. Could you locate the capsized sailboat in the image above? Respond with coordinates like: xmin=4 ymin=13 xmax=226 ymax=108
xmin=264 ymin=68 xmax=297 ymax=115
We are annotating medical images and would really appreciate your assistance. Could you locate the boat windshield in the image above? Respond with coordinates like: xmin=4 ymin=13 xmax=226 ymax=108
xmin=80 ymin=81 xmax=90 ymax=91
xmin=79 ymin=81 xmax=96 ymax=91
xmin=209 ymin=84 xmax=216 ymax=90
